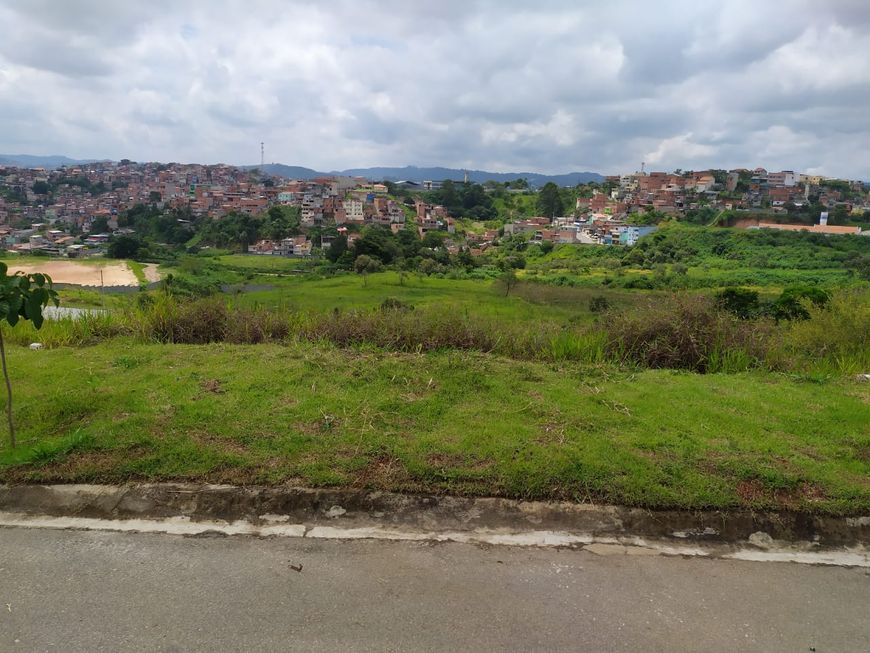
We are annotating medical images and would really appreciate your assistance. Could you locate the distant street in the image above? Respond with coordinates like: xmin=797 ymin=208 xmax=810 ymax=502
xmin=1 ymin=527 xmax=868 ymax=652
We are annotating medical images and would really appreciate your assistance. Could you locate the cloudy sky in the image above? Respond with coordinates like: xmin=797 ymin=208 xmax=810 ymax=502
xmin=1 ymin=0 xmax=869 ymax=177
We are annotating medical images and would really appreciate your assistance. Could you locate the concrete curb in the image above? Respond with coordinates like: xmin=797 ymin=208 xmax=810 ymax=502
xmin=1 ymin=483 xmax=867 ymax=547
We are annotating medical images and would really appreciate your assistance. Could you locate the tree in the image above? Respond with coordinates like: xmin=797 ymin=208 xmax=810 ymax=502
xmin=419 ymin=258 xmax=439 ymax=276
xmin=89 ymin=216 xmax=110 ymax=233
xmin=354 ymin=254 xmax=382 ymax=285
xmin=234 ymin=212 xmax=261 ymax=252
xmin=497 ymin=268 xmax=518 ymax=296
xmin=32 ymin=181 xmax=50 ymax=195
xmin=108 ymin=235 xmax=142 ymax=259
xmin=509 ymin=178 xmax=529 ymax=190
xmin=846 ymin=254 xmax=870 ymax=280
xmin=352 ymin=226 xmax=399 ymax=264
xmin=325 ymin=235 xmax=348 ymax=263
xmin=438 ymin=179 xmax=461 ymax=213
xmin=537 ymin=182 xmax=564 ymax=218
xmin=0 ymin=263 xmax=59 ymax=447
xmin=262 ymin=205 xmax=301 ymax=240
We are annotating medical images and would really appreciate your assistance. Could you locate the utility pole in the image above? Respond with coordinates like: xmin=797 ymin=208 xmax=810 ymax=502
xmin=261 ymin=142 xmax=265 ymax=167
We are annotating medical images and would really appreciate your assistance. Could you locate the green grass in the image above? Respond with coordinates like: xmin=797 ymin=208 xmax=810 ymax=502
xmin=212 ymin=254 xmax=312 ymax=272
xmin=127 ymin=260 xmax=148 ymax=286
xmin=213 ymin=271 xmax=646 ymax=324
xmin=1 ymin=342 xmax=867 ymax=514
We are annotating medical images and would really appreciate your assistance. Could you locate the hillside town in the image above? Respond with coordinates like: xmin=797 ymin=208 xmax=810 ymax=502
xmin=0 ymin=160 xmax=867 ymax=258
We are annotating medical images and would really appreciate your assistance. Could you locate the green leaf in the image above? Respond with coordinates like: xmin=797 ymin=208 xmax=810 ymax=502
xmin=6 ymin=310 xmax=18 ymax=326
xmin=0 ymin=301 xmax=8 ymax=317
xmin=0 ymin=261 xmax=6 ymax=276
xmin=8 ymin=295 xmax=22 ymax=315
xmin=31 ymin=287 xmax=48 ymax=305
xmin=32 ymin=273 xmax=45 ymax=287
xmin=25 ymin=293 xmax=44 ymax=322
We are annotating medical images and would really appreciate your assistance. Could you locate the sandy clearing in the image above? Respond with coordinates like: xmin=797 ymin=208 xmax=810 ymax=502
xmin=5 ymin=260 xmax=158 ymax=286
xmin=143 ymin=263 xmax=161 ymax=282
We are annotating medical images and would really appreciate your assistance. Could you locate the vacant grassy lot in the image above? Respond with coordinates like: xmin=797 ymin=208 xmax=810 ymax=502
xmin=1 ymin=342 xmax=867 ymax=514
xmin=209 ymin=270 xmax=649 ymax=324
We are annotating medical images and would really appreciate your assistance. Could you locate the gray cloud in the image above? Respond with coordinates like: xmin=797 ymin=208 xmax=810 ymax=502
xmin=0 ymin=0 xmax=868 ymax=178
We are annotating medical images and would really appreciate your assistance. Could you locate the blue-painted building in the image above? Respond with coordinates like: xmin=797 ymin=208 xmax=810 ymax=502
xmin=619 ymin=225 xmax=658 ymax=246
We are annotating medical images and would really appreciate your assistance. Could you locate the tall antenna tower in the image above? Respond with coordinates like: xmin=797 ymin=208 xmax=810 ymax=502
xmin=640 ymin=161 xmax=645 ymax=175
xmin=260 ymin=142 xmax=265 ymax=167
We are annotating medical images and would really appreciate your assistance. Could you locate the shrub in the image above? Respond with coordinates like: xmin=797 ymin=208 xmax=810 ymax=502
xmin=603 ymin=294 xmax=772 ymax=372
xmin=777 ymin=290 xmax=870 ymax=373
xmin=715 ymin=287 xmax=761 ymax=319
xmin=380 ymin=297 xmax=414 ymax=312
xmin=226 ymin=307 xmax=289 ymax=344
xmin=772 ymin=286 xmax=830 ymax=321
xmin=142 ymin=295 xmax=228 ymax=344
xmin=588 ymin=295 xmax=610 ymax=313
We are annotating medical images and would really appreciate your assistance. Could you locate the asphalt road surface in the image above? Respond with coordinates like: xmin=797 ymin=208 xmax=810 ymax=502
xmin=1 ymin=527 xmax=868 ymax=652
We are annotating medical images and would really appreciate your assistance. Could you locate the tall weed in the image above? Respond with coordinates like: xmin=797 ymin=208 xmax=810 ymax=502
xmin=602 ymin=294 xmax=773 ymax=372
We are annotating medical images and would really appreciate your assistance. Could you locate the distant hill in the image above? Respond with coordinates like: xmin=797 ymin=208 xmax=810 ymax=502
xmin=0 ymin=154 xmax=102 ymax=169
xmin=1 ymin=155 xmax=604 ymax=185
xmin=251 ymin=164 xmax=322 ymax=179
xmin=250 ymin=164 xmax=603 ymax=186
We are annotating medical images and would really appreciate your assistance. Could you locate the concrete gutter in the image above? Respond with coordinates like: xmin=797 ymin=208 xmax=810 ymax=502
xmin=1 ymin=484 xmax=868 ymax=566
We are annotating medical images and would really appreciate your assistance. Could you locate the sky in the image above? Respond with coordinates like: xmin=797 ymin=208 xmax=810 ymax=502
xmin=1 ymin=0 xmax=869 ymax=177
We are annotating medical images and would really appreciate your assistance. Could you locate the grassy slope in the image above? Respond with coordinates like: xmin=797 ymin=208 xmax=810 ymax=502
xmin=524 ymin=224 xmax=869 ymax=289
xmin=1 ymin=342 xmax=867 ymax=514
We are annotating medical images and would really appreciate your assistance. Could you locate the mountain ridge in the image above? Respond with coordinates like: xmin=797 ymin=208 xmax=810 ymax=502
xmin=0 ymin=154 xmax=104 ymax=168
xmin=0 ymin=154 xmax=605 ymax=186
xmin=250 ymin=164 xmax=604 ymax=186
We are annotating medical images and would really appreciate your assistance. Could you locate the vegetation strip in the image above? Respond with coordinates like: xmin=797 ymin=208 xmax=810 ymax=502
xmin=1 ymin=343 xmax=867 ymax=514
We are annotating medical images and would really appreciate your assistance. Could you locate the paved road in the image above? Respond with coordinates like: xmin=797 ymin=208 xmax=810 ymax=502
xmin=1 ymin=527 xmax=868 ymax=652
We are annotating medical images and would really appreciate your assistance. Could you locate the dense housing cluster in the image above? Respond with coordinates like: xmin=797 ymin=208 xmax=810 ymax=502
xmin=0 ymin=161 xmax=867 ymax=261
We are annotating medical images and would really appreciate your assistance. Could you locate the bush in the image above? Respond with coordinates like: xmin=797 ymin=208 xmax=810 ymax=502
xmin=142 ymin=296 xmax=229 ymax=344
xmin=226 ymin=308 xmax=290 ymax=344
xmin=603 ymin=294 xmax=772 ymax=372
xmin=588 ymin=296 xmax=610 ymax=313
xmin=777 ymin=290 xmax=870 ymax=373
xmin=772 ymin=286 xmax=830 ymax=321
xmin=380 ymin=297 xmax=414 ymax=312
xmin=715 ymin=287 xmax=761 ymax=319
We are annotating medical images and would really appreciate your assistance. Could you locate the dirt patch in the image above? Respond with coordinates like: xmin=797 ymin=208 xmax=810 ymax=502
xmin=353 ymin=454 xmax=411 ymax=488
xmin=737 ymin=479 xmax=828 ymax=509
xmin=191 ymin=432 xmax=250 ymax=456
xmin=200 ymin=379 xmax=225 ymax=394
xmin=427 ymin=453 xmax=494 ymax=472
xmin=143 ymin=264 xmax=161 ymax=282
xmin=6 ymin=260 xmax=147 ymax=286
xmin=5 ymin=450 xmax=128 ymax=484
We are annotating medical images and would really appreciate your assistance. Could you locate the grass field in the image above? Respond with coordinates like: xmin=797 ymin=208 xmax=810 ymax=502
xmin=184 ymin=268 xmax=650 ymax=324
xmin=1 ymin=342 xmax=867 ymax=514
